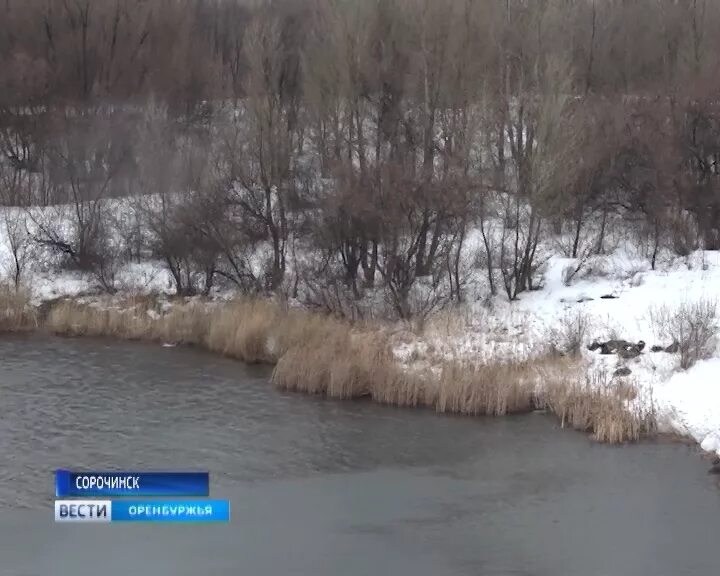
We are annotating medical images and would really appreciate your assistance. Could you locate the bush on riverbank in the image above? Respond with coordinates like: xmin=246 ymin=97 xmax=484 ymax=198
xmin=40 ymin=295 xmax=656 ymax=443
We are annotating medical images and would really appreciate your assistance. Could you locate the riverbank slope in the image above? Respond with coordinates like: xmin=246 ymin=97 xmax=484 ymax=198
xmin=0 ymin=223 xmax=718 ymax=453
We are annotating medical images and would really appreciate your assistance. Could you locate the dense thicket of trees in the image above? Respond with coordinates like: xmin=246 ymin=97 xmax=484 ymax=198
xmin=1 ymin=0 xmax=720 ymax=317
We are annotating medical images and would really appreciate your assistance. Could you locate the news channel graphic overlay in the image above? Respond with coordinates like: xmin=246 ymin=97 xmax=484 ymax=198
xmin=55 ymin=470 xmax=209 ymax=498
xmin=54 ymin=500 xmax=230 ymax=523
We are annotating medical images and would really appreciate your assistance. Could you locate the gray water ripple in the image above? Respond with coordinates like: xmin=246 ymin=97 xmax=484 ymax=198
xmin=0 ymin=335 xmax=719 ymax=576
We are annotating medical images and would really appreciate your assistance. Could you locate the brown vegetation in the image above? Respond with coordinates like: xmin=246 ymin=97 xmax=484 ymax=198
xmin=0 ymin=0 xmax=691 ymax=447
xmin=433 ymin=361 xmax=536 ymax=416
xmin=0 ymin=285 xmax=36 ymax=331
xmin=541 ymin=373 xmax=656 ymax=444
xmin=3 ymin=0 xmax=720 ymax=312
xmin=273 ymin=330 xmax=405 ymax=401
xmin=40 ymin=295 xmax=654 ymax=443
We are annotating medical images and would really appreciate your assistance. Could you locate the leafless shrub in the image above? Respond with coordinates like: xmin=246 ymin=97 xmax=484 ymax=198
xmin=29 ymin=201 xmax=128 ymax=294
xmin=397 ymin=280 xmax=452 ymax=329
xmin=562 ymin=255 xmax=589 ymax=287
xmin=135 ymin=192 xmax=219 ymax=296
xmin=86 ymin=210 xmax=131 ymax=294
xmin=670 ymin=211 xmax=700 ymax=257
xmin=497 ymin=194 xmax=547 ymax=300
xmin=302 ymin=274 xmax=370 ymax=321
xmin=561 ymin=230 xmax=617 ymax=286
xmin=573 ymin=255 xmax=612 ymax=281
xmin=376 ymin=234 xmax=451 ymax=321
xmin=2 ymin=211 xmax=33 ymax=290
xmin=648 ymin=299 xmax=718 ymax=369
xmin=628 ymin=271 xmax=645 ymax=287
xmin=550 ymin=309 xmax=591 ymax=356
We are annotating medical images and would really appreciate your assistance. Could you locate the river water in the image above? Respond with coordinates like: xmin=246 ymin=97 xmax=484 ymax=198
xmin=0 ymin=336 xmax=718 ymax=576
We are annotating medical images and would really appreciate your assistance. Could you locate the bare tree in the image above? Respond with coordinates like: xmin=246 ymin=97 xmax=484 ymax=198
xmin=223 ymin=7 xmax=304 ymax=291
xmin=26 ymin=112 xmax=134 ymax=292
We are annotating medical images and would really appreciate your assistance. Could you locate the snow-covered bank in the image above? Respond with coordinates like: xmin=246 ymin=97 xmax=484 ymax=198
xmin=656 ymin=360 xmax=720 ymax=454
xmin=531 ymin=251 xmax=720 ymax=456
xmin=408 ymin=246 xmax=720 ymax=456
xmin=1 ymin=206 xmax=718 ymax=456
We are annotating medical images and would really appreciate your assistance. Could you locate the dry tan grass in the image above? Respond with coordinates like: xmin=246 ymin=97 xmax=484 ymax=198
xmin=46 ymin=297 xmax=343 ymax=366
xmin=205 ymin=299 xmax=279 ymax=362
xmin=421 ymin=307 xmax=472 ymax=339
xmin=275 ymin=333 xmax=540 ymax=417
xmin=541 ymin=373 xmax=656 ymax=444
xmin=272 ymin=325 xmax=402 ymax=400
xmin=435 ymin=360 xmax=536 ymax=416
xmin=0 ymin=285 xmax=37 ymax=332
xmin=41 ymin=295 xmax=657 ymax=443
xmin=47 ymin=300 xmax=155 ymax=339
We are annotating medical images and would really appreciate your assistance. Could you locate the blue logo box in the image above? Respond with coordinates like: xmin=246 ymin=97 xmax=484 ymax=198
xmin=53 ymin=499 xmax=230 ymax=523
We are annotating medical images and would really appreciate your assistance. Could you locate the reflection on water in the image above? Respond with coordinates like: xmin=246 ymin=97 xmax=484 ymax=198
xmin=0 ymin=335 xmax=719 ymax=576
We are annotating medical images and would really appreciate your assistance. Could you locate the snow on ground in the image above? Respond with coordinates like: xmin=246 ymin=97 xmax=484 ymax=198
xmin=410 ymin=246 xmax=720 ymax=456
xmin=523 ymin=250 xmax=720 ymax=457
xmin=12 ymin=263 xmax=174 ymax=305
xmin=656 ymin=359 xmax=720 ymax=453
xmin=0 ymin=204 xmax=718 ymax=456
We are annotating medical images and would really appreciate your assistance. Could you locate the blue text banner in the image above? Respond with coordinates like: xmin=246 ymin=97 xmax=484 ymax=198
xmin=55 ymin=470 xmax=209 ymax=498
xmin=110 ymin=500 xmax=229 ymax=523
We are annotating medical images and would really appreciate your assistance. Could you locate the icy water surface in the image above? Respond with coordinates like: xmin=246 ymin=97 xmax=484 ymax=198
xmin=0 ymin=335 xmax=719 ymax=576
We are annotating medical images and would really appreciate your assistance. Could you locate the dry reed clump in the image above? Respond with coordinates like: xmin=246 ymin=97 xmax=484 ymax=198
xmin=46 ymin=298 xmax=251 ymax=357
xmin=44 ymin=297 xmax=348 ymax=367
xmin=434 ymin=360 xmax=537 ymax=416
xmin=205 ymin=299 xmax=280 ymax=363
xmin=272 ymin=324 xmax=405 ymax=400
xmin=46 ymin=300 xmax=155 ymax=339
xmin=274 ymin=328 xmax=540 ymax=416
xmin=204 ymin=299 xmax=354 ymax=364
xmin=0 ymin=285 xmax=37 ymax=332
xmin=541 ymin=373 xmax=656 ymax=444
xmin=272 ymin=316 xmax=539 ymax=414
